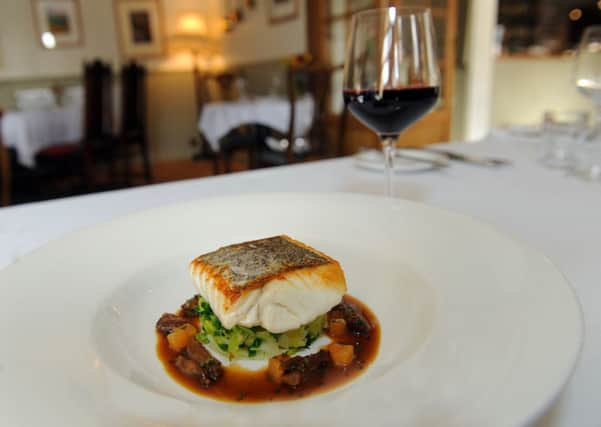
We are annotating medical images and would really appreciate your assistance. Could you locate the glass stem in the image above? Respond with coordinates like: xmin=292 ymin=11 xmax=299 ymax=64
xmin=381 ymin=137 xmax=397 ymax=197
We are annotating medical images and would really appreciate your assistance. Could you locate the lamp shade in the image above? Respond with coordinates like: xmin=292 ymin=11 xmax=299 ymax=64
xmin=177 ymin=13 xmax=207 ymax=35
xmin=168 ymin=12 xmax=221 ymax=55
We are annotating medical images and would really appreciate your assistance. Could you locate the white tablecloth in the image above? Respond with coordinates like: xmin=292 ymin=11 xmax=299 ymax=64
xmin=198 ymin=95 xmax=314 ymax=151
xmin=0 ymin=107 xmax=82 ymax=167
xmin=1 ymin=137 xmax=600 ymax=426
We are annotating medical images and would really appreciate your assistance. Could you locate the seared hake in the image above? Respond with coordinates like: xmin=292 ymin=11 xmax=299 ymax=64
xmin=189 ymin=235 xmax=347 ymax=333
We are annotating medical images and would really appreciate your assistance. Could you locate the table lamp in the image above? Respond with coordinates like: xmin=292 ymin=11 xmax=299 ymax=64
xmin=169 ymin=12 xmax=221 ymax=111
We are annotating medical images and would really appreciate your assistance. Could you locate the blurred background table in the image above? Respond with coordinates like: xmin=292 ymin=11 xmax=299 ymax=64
xmin=1 ymin=106 xmax=82 ymax=168
xmin=198 ymin=95 xmax=314 ymax=152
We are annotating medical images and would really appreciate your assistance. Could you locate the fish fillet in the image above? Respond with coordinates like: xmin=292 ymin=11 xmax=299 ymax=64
xmin=189 ymin=235 xmax=347 ymax=333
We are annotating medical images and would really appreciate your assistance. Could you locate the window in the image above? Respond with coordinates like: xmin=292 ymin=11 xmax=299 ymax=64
xmin=498 ymin=0 xmax=601 ymax=56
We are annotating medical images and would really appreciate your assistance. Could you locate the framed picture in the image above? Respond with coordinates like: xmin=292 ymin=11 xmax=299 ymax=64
xmin=267 ymin=0 xmax=299 ymax=24
xmin=113 ymin=0 xmax=165 ymax=59
xmin=31 ymin=0 xmax=84 ymax=48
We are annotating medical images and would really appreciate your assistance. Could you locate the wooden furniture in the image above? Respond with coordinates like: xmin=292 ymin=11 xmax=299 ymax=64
xmin=307 ymin=0 xmax=458 ymax=154
xmin=287 ymin=64 xmax=331 ymax=159
xmin=220 ymin=124 xmax=263 ymax=172
xmin=336 ymin=104 xmax=350 ymax=158
xmin=198 ymin=96 xmax=317 ymax=171
xmin=191 ymin=72 xmax=223 ymax=175
xmin=208 ymin=72 xmax=251 ymax=173
xmin=120 ymin=61 xmax=152 ymax=184
xmin=257 ymin=64 xmax=333 ymax=166
xmin=192 ymin=71 xmax=255 ymax=173
xmin=82 ymin=60 xmax=119 ymax=188
xmin=0 ymin=110 xmax=11 ymax=206
xmin=36 ymin=60 xmax=118 ymax=190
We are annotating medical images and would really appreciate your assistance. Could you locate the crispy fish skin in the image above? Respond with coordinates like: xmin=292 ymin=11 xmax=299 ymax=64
xmin=189 ymin=235 xmax=347 ymax=333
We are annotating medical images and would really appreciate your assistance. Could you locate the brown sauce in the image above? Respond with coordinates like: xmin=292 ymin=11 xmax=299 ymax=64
xmin=156 ymin=294 xmax=380 ymax=403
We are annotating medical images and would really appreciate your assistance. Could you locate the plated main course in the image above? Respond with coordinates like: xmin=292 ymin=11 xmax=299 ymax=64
xmin=155 ymin=235 xmax=380 ymax=402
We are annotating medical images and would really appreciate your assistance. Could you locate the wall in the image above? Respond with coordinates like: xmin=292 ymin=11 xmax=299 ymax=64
xmin=0 ymin=0 xmax=222 ymax=79
xmin=0 ymin=0 xmax=308 ymax=161
xmin=0 ymin=0 xmax=119 ymax=80
xmin=218 ymin=1 xmax=307 ymax=67
xmin=491 ymin=57 xmax=591 ymax=127
xmin=451 ymin=69 xmax=466 ymax=141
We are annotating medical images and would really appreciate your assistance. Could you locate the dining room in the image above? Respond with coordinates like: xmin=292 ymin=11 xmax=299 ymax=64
xmin=0 ymin=0 xmax=600 ymax=426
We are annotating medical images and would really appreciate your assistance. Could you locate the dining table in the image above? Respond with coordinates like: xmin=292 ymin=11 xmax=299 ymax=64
xmin=198 ymin=95 xmax=314 ymax=151
xmin=0 ymin=106 xmax=83 ymax=168
xmin=0 ymin=135 xmax=599 ymax=427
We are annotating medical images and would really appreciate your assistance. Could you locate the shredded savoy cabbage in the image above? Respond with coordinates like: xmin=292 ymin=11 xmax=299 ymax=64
xmin=194 ymin=296 xmax=325 ymax=359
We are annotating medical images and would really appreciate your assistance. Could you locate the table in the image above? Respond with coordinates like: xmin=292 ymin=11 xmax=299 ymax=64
xmin=198 ymin=95 xmax=314 ymax=151
xmin=0 ymin=137 xmax=599 ymax=426
xmin=0 ymin=107 xmax=83 ymax=168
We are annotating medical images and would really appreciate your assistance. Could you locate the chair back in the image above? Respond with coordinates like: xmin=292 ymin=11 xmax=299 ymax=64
xmin=83 ymin=60 xmax=113 ymax=141
xmin=214 ymin=73 xmax=238 ymax=101
xmin=193 ymin=71 xmax=242 ymax=159
xmin=0 ymin=110 xmax=11 ymax=206
xmin=120 ymin=61 xmax=147 ymax=138
xmin=286 ymin=64 xmax=332 ymax=160
xmin=194 ymin=71 xmax=240 ymax=116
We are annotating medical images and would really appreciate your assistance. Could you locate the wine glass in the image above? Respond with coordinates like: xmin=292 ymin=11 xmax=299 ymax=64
xmin=343 ymin=7 xmax=440 ymax=197
xmin=574 ymin=25 xmax=601 ymax=180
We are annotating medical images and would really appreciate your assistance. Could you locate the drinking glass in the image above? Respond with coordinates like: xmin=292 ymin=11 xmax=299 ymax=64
xmin=571 ymin=141 xmax=601 ymax=180
xmin=574 ymin=25 xmax=601 ymax=180
xmin=540 ymin=110 xmax=589 ymax=169
xmin=343 ymin=7 xmax=440 ymax=197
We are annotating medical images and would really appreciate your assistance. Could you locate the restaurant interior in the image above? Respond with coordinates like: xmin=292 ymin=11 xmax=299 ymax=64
xmin=0 ymin=0 xmax=598 ymax=206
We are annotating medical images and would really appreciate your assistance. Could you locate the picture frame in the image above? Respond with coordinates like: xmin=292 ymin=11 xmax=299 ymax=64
xmin=267 ymin=0 xmax=299 ymax=25
xmin=113 ymin=0 xmax=165 ymax=59
xmin=31 ymin=0 xmax=84 ymax=48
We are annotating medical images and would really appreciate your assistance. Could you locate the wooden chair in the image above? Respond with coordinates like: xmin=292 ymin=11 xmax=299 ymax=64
xmin=337 ymin=104 xmax=350 ymax=157
xmin=81 ymin=60 xmax=119 ymax=187
xmin=190 ymin=71 xmax=221 ymax=175
xmin=0 ymin=110 xmax=11 ymax=206
xmin=257 ymin=64 xmax=332 ymax=167
xmin=120 ymin=61 xmax=151 ymax=184
xmin=36 ymin=60 xmax=118 ymax=191
xmin=220 ymin=123 xmax=265 ymax=172
xmin=192 ymin=71 xmax=255 ymax=173
xmin=214 ymin=72 xmax=261 ymax=172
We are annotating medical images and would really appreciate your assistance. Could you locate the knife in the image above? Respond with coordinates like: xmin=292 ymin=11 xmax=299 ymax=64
xmin=424 ymin=147 xmax=512 ymax=167
xmin=394 ymin=149 xmax=449 ymax=168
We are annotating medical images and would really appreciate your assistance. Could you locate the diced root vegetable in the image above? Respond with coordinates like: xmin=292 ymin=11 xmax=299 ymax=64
xmin=328 ymin=318 xmax=347 ymax=337
xmin=167 ymin=324 xmax=197 ymax=352
xmin=267 ymin=357 xmax=284 ymax=384
xmin=181 ymin=323 xmax=197 ymax=337
xmin=328 ymin=343 xmax=354 ymax=367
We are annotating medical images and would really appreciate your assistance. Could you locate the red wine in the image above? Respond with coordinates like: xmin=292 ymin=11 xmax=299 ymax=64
xmin=343 ymin=87 xmax=439 ymax=137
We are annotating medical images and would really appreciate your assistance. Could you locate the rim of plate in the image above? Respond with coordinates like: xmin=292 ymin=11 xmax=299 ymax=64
xmin=0 ymin=191 xmax=584 ymax=425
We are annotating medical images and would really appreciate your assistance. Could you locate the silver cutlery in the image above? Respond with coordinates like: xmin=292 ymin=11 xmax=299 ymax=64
xmin=394 ymin=150 xmax=449 ymax=168
xmin=424 ymin=147 xmax=512 ymax=167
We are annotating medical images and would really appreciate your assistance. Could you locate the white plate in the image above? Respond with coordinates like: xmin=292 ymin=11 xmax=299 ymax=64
xmin=354 ymin=148 xmax=448 ymax=172
xmin=0 ymin=193 xmax=582 ymax=427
